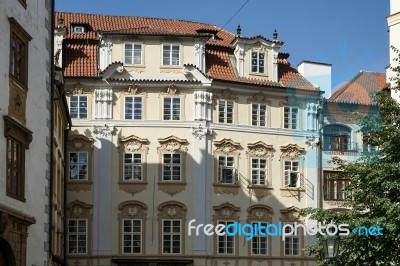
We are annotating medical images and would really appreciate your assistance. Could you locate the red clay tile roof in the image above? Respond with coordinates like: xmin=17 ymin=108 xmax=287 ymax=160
xmin=278 ymin=57 xmax=316 ymax=91
xmin=56 ymin=12 xmax=315 ymax=91
xmin=329 ymin=71 xmax=389 ymax=105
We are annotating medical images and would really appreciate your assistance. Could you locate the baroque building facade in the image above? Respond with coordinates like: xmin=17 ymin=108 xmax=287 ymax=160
xmin=0 ymin=0 xmax=55 ymax=265
xmin=56 ymin=12 xmax=325 ymax=266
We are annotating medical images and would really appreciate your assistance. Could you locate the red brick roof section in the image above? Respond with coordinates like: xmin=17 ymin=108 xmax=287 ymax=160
xmin=56 ymin=11 xmax=316 ymax=90
xmin=278 ymin=57 xmax=316 ymax=91
xmin=64 ymin=42 xmax=98 ymax=77
xmin=329 ymin=71 xmax=389 ymax=105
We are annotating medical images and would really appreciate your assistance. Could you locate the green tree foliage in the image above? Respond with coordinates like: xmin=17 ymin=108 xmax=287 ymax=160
xmin=303 ymin=50 xmax=400 ymax=265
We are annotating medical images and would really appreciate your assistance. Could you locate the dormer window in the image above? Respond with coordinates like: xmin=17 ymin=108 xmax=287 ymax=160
xmin=72 ymin=25 xmax=86 ymax=34
xmin=251 ymin=51 xmax=265 ymax=73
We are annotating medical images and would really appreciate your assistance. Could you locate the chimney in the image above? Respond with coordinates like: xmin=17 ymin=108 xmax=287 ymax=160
xmin=298 ymin=61 xmax=332 ymax=98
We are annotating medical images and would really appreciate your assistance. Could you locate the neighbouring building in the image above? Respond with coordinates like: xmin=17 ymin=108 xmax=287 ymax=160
xmin=0 ymin=0 xmax=54 ymax=265
xmin=321 ymin=71 xmax=389 ymax=209
xmin=55 ymin=11 xmax=325 ymax=266
xmin=388 ymin=0 xmax=400 ymax=99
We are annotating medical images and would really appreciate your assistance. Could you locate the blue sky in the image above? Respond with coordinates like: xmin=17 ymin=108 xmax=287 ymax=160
xmin=56 ymin=0 xmax=389 ymax=90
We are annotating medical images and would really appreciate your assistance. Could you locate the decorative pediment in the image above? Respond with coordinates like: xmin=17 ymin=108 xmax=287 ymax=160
xmin=67 ymin=200 xmax=93 ymax=219
xmin=157 ymin=136 xmax=188 ymax=152
xmin=214 ymin=138 xmax=240 ymax=155
xmin=68 ymin=134 xmax=94 ymax=150
xmin=218 ymin=89 xmax=238 ymax=101
xmin=118 ymin=84 xmax=146 ymax=96
xmin=166 ymin=84 xmax=179 ymax=95
xmin=118 ymin=201 xmax=147 ymax=219
xmin=213 ymin=202 xmax=240 ymax=220
xmin=247 ymin=205 xmax=273 ymax=221
xmin=119 ymin=135 xmax=149 ymax=152
xmin=280 ymin=206 xmax=304 ymax=222
xmin=248 ymin=92 xmax=268 ymax=103
xmin=280 ymin=144 xmax=305 ymax=160
xmin=66 ymin=83 xmax=92 ymax=96
xmin=158 ymin=201 xmax=187 ymax=219
xmin=246 ymin=141 xmax=274 ymax=158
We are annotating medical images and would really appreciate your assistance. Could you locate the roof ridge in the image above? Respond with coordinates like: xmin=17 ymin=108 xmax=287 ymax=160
xmin=55 ymin=11 xmax=227 ymax=32
xmin=330 ymin=71 xmax=363 ymax=100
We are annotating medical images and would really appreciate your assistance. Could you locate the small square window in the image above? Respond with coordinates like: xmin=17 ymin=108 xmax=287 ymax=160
xmin=72 ymin=26 xmax=86 ymax=34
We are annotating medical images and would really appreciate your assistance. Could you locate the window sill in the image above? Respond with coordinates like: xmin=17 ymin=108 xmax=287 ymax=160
xmin=67 ymin=181 xmax=92 ymax=192
xmin=158 ymin=182 xmax=187 ymax=196
xmin=247 ymin=185 xmax=273 ymax=198
xmin=160 ymin=65 xmax=182 ymax=69
xmin=124 ymin=64 xmax=146 ymax=68
xmin=249 ymin=72 xmax=268 ymax=78
xmin=119 ymin=182 xmax=148 ymax=195
xmin=213 ymin=183 xmax=240 ymax=195
xmin=9 ymin=75 xmax=28 ymax=91
xmin=7 ymin=192 xmax=26 ymax=202
xmin=280 ymin=187 xmax=305 ymax=199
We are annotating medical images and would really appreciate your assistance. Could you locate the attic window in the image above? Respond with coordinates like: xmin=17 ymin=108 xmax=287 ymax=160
xmin=72 ymin=25 xmax=86 ymax=34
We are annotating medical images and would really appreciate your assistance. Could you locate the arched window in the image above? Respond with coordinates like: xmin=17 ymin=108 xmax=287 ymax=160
xmin=323 ymin=125 xmax=352 ymax=151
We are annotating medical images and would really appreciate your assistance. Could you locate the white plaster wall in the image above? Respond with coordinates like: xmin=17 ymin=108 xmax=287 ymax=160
xmin=391 ymin=0 xmax=400 ymax=14
xmin=298 ymin=62 xmax=332 ymax=98
xmin=0 ymin=0 xmax=51 ymax=264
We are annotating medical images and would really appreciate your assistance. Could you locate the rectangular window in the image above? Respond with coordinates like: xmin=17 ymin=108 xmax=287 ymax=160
xmin=70 ymin=95 xmax=88 ymax=119
xmin=251 ymin=158 xmax=267 ymax=185
xmin=162 ymin=220 xmax=181 ymax=254
xmin=9 ymin=19 xmax=31 ymax=86
xmin=251 ymin=51 xmax=265 ymax=73
xmin=284 ymin=225 xmax=300 ymax=256
xmin=125 ymin=96 xmax=142 ymax=120
xmin=163 ymin=44 xmax=180 ymax=66
xmin=72 ymin=26 xmax=86 ymax=34
xmin=218 ymin=100 xmax=233 ymax=124
xmin=324 ymin=171 xmax=351 ymax=201
xmin=284 ymin=161 xmax=299 ymax=188
xmin=124 ymin=43 xmax=142 ymax=65
xmin=284 ymin=107 xmax=298 ymax=129
xmin=162 ymin=153 xmax=181 ymax=181
xmin=123 ymin=219 xmax=142 ymax=254
xmin=123 ymin=153 xmax=142 ymax=181
xmin=163 ymin=97 xmax=180 ymax=120
xmin=218 ymin=156 xmax=235 ymax=184
xmin=252 ymin=222 xmax=268 ymax=255
xmin=252 ymin=103 xmax=267 ymax=126
xmin=69 ymin=152 xmax=88 ymax=180
xmin=6 ymin=137 xmax=24 ymax=199
xmin=218 ymin=221 xmax=234 ymax=254
xmin=68 ymin=219 xmax=87 ymax=254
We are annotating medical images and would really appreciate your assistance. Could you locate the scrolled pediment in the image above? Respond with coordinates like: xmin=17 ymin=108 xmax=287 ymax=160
xmin=246 ymin=141 xmax=274 ymax=158
xmin=280 ymin=206 xmax=304 ymax=222
xmin=157 ymin=136 xmax=188 ymax=152
xmin=247 ymin=204 xmax=273 ymax=221
xmin=280 ymin=143 xmax=305 ymax=160
xmin=158 ymin=201 xmax=187 ymax=219
xmin=214 ymin=138 xmax=240 ymax=155
xmin=119 ymin=135 xmax=149 ymax=152
xmin=67 ymin=200 xmax=93 ymax=218
xmin=118 ymin=200 xmax=147 ymax=218
xmin=68 ymin=134 xmax=94 ymax=150
xmin=213 ymin=202 xmax=240 ymax=220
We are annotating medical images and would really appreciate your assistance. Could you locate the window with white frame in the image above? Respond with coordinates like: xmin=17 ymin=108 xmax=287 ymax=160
xmin=218 ymin=156 xmax=235 ymax=184
xmin=68 ymin=219 xmax=87 ymax=254
xmin=251 ymin=51 xmax=265 ymax=73
xmin=70 ymin=95 xmax=88 ymax=119
xmin=123 ymin=153 xmax=142 ymax=181
xmin=162 ymin=44 xmax=180 ymax=66
xmin=284 ymin=224 xmax=300 ymax=256
xmin=125 ymin=96 xmax=142 ymax=120
xmin=284 ymin=106 xmax=298 ymax=129
xmin=162 ymin=153 xmax=181 ymax=181
xmin=122 ymin=219 xmax=142 ymax=254
xmin=252 ymin=103 xmax=267 ymax=126
xmin=124 ymin=43 xmax=142 ymax=65
xmin=72 ymin=25 xmax=86 ymax=34
xmin=251 ymin=158 xmax=267 ymax=185
xmin=284 ymin=161 xmax=299 ymax=188
xmin=69 ymin=152 xmax=88 ymax=180
xmin=162 ymin=219 xmax=181 ymax=254
xmin=218 ymin=221 xmax=235 ymax=254
xmin=163 ymin=97 xmax=180 ymax=120
xmin=252 ymin=222 xmax=268 ymax=255
xmin=218 ymin=100 xmax=233 ymax=124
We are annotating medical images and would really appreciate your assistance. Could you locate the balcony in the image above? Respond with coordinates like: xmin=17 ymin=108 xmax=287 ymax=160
xmin=322 ymin=141 xmax=358 ymax=152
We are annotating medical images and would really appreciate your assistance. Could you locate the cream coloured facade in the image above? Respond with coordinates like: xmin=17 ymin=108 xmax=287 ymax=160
xmin=56 ymin=12 xmax=323 ymax=266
